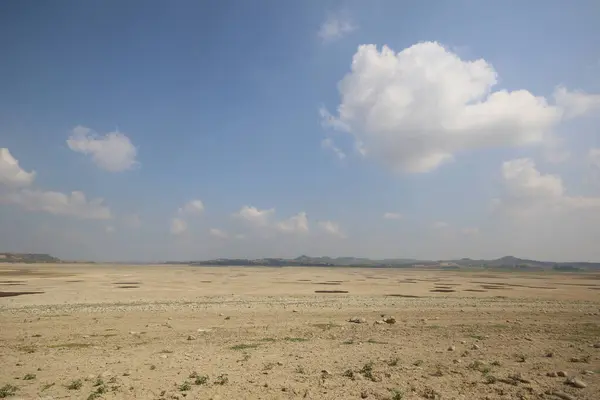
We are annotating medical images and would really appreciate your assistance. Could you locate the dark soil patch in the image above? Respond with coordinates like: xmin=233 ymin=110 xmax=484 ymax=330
xmin=297 ymin=279 xmax=312 ymax=282
xmin=397 ymin=280 xmax=417 ymax=284
xmin=0 ymin=291 xmax=44 ymax=297
xmin=117 ymin=285 xmax=139 ymax=289
xmin=480 ymin=285 xmax=509 ymax=290
xmin=0 ymin=280 xmax=25 ymax=284
xmin=65 ymin=280 xmax=84 ymax=283
xmin=200 ymin=280 xmax=212 ymax=283
xmin=113 ymin=281 xmax=140 ymax=285
xmin=464 ymin=289 xmax=488 ymax=292
xmin=315 ymin=290 xmax=348 ymax=293
xmin=314 ymin=282 xmax=342 ymax=285
xmin=386 ymin=294 xmax=422 ymax=298
xmin=588 ymin=287 xmax=600 ymax=290
xmin=430 ymin=289 xmax=456 ymax=293
xmin=0 ymin=282 xmax=25 ymax=286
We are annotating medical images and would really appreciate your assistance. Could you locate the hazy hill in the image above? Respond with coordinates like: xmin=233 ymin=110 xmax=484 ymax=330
xmin=0 ymin=253 xmax=61 ymax=263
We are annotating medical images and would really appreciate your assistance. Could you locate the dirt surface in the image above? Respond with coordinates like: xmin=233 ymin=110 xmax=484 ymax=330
xmin=1 ymin=264 xmax=599 ymax=399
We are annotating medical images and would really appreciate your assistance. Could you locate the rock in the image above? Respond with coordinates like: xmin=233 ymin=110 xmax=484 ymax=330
xmin=545 ymin=352 xmax=554 ymax=358
xmin=448 ymin=345 xmax=456 ymax=351
xmin=187 ymin=335 xmax=196 ymax=341
xmin=552 ymin=392 xmax=576 ymax=400
xmin=472 ymin=344 xmax=480 ymax=350
xmin=460 ymin=340 xmax=466 ymax=345
xmin=160 ymin=354 xmax=168 ymax=359
xmin=349 ymin=317 xmax=366 ymax=324
xmin=592 ymin=343 xmax=600 ymax=348
xmin=196 ymin=328 xmax=210 ymax=333
xmin=361 ymin=390 xmax=369 ymax=398
xmin=321 ymin=370 xmax=331 ymax=378
xmin=547 ymin=371 xmax=558 ymax=377
xmin=583 ymin=370 xmax=594 ymax=375
xmin=566 ymin=377 xmax=587 ymax=388
xmin=374 ymin=320 xmax=385 ymax=325
xmin=277 ymin=361 xmax=283 ymax=366
xmin=384 ymin=316 xmax=396 ymax=324
xmin=557 ymin=371 xmax=568 ymax=377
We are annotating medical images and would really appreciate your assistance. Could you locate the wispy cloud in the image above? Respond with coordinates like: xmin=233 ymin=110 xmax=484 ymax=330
xmin=318 ymin=14 xmax=356 ymax=43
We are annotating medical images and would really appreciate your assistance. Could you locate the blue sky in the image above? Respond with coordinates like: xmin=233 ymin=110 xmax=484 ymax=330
xmin=1 ymin=0 xmax=599 ymax=262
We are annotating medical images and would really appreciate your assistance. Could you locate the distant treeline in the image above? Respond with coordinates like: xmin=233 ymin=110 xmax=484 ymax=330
xmin=0 ymin=253 xmax=60 ymax=263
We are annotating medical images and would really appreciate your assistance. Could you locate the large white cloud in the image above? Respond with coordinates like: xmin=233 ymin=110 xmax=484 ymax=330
xmin=1 ymin=189 xmax=112 ymax=220
xmin=0 ymin=148 xmax=36 ymax=187
xmin=322 ymin=41 xmax=600 ymax=173
xmin=67 ymin=125 xmax=138 ymax=172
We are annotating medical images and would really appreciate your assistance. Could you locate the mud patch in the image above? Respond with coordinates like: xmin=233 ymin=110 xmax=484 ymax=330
xmin=0 ymin=291 xmax=44 ymax=297
xmin=117 ymin=285 xmax=139 ymax=289
xmin=314 ymin=282 xmax=341 ymax=285
xmin=65 ymin=280 xmax=84 ymax=283
xmin=430 ymin=289 xmax=456 ymax=293
xmin=297 ymin=279 xmax=312 ymax=282
xmin=480 ymin=285 xmax=509 ymax=290
xmin=200 ymin=280 xmax=212 ymax=283
xmin=315 ymin=290 xmax=348 ymax=293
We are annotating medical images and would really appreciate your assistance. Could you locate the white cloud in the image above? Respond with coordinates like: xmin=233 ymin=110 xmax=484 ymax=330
xmin=0 ymin=148 xmax=36 ymax=187
xmin=67 ymin=125 xmax=138 ymax=172
xmin=209 ymin=228 xmax=228 ymax=239
xmin=233 ymin=205 xmax=275 ymax=227
xmin=318 ymin=220 xmax=345 ymax=238
xmin=170 ymin=218 xmax=187 ymax=235
xmin=178 ymin=199 xmax=204 ymax=216
xmin=461 ymin=227 xmax=479 ymax=235
xmin=383 ymin=212 xmax=402 ymax=220
xmin=433 ymin=221 xmax=449 ymax=229
xmin=321 ymin=138 xmax=346 ymax=160
xmin=276 ymin=212 xmax=309 ymax=233
xmin=554 ymin=86 xmax=600 ymax=119
xmin=123 ymin=213 xmax=142 ymax=229
xmin=1 ymin=189 xmax=112 ymax=220
xmin=589 ymin=148 xmax=600 ymax=168
xmin=323 ymin=41 xmax=600 ymax=173
xmin=499 ymin=158 xmax=600 ymax=212
xmin=318 ymin=14 xmax=356 ymax=43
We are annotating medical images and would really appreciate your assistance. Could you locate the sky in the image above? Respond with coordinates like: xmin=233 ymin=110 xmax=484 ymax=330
xmin=1 ymin=0 xmax=600 ymax=262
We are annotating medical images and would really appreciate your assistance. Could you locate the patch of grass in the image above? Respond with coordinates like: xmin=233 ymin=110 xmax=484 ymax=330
xmin=484 ymin=374 xmax=497 ymax=384
xmin=284 ymin=337 xmax=309 ymax=342
xmin=66 ymin=379 xmax=83 ymax=390
xmin=17 ymin=345 xmax=36 ymax=353
xmin=342 ymin=369 xmax=355 ymax=379
xmin=390 ymin=388 xmax=404 ymax=400
xmin=194 ymin=375 xmax=208 ymax=385
xmin=41 ymin=382 xmax=55 ymax=392
xmin=158 ymin=349 xmax=173 ymax=354
xmin=431 ymin=364 xmax=444 ymax=377
xmin=49 ymin=343 xmax=91 ymax=349
xmin=23 ymin=373 xmax=36 ymax=380
xmin=263 ymin=362 xmax=276 ymax=371
xmin=342 ymin=340 xmax=355 ymax=345
xmin=515 ymin=353 xmax=527 ymax=363
xmin=295 ymin=366 xmax=306 ymax=374
xmin=387 ymin=357 xmax=400 ymax=366
xmin=149 ymin=365 xmax=156 ymax=370
xmin=359 ymin=362 xmax=375 ymax=381
xmin=0 ymin=384 xmax=18 ymax=398
xmin=230 ymin=343 xmax=260 ymax=351
xmin=467 ymin=360 xmax=486 ymax=371
xmin=179 ymin=381 xmax=191 ymax=391
xmin=491 ymin=360 xmax=502 ymax=366
xmin=367 ymin=338 xmax=388 ymax=344
xmin=469 ymin=334 xmax=485 ymax=341
xmin=260 ymin=337 xmax=276 ymax=342
xmin=312 ymin=322 xmax=341 ymax=330
xmin=215 ymin=374 xmax=228 ymax=385
xmin=413 ymin=359 xmax=424 ymax=367
xmin=93 ymin=378 xmax=104 ymax=387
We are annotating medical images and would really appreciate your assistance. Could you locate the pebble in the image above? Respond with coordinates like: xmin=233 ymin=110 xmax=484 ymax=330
xmin=471 ymin=344 xmax=480 ymax=350
xmin=384 ymin=316 xmax=396 ymax=324
xmin=374 ymin=320 xmax=385 ymax=325
xmin=593 ymin=343 xmax=600 ymax=348
xmin=187 ymin=335 xmax=196 ymax=341
xmin=566 ymin=377 xmax=587 ymax=388
xmin=160 ymin=354 xmax=168 ymax=359
xmin=551 ymin=392 xmax=576 ymax=400
xmin=448 ymin=345 xmax=456 ymax=351
xmin=196 ymin=328 xmax=210 ymax=333
xmin=557 ymin=371 xmax=568 ymax=377
xmin=361 ymin=390 xmax=369 ymax=398
xmin=583 ymin=370 xmax=594 ymax=375
xmin=546 ymin=371 xmax=558 ymax=377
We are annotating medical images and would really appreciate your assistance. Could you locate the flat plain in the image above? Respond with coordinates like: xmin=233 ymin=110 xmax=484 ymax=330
xmin=1 ymin=264 xmax=599 ymax=400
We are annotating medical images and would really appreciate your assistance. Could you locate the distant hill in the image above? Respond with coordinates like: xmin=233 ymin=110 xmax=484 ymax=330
xmin=0 ymin=253 xmax=61 ymax=263
xmin=177 ymin=255 xmax=600 ymax=270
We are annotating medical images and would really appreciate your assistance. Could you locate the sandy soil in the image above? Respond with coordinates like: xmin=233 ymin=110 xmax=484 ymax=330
xmin=1 ymin=264 xmax=599 ymax=400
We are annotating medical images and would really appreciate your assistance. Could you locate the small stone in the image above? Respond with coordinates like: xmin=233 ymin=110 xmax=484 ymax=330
xmin=361 ymin=390 xmax=369 ymax=398
xmin=384 ymin=316 xmax=396 ymax=324
xmin=583 ymin=370 xmax=594 ymax=375
xmin=472 ymin=344 xmax=480 ymax=350
xmin=545 ymin=352 xmax=554 ymax=358
xmin=197 ymin=328 xmax=210 ymax=333
xmin=276 ymin=361 xmax=283 ymax=366
xmin=593 ymin=343 xmax=600 ymax=348
xmin=547 ymin=371 xmax=558 ymax=377
xmin=349 ymin=317 xmax=366 ymax=324
xmin=448 ymin=345 xmax=456 ymax=351
xmin=374 ymin=320 xmax=385 ymax=325
xmin=321 ymin=370 xmax=331 ymax=378
xmin=557 ymin=371 xmax=568 ymax=377
xmin=566 ymin=377 xmax=587 ymax=388
xmin=224 ymin=316 xmax=231 ymax=320
xmin=460 ymin=340 xmax=466 ymax=345
xmin=160 ymin=354 xmax=168 ymax=359
xmin=187 ymin=335 xmax=196 ymax=341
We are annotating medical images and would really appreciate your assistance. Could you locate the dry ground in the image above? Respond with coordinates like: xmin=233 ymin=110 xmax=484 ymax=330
xmin=1 ymin=264 xmax=599 ymax=400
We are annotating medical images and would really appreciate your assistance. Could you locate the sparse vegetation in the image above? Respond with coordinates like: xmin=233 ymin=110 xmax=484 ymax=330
xmin=0 ymin=384 xmax=18 ymax=398
xmin=413 ymin=359 xmax=424 ymax=367
xmin=179 ymin=381 xmax=191 ymax=391
xmin=387 ymin=357 xmax=400 ymax=366
xmin=390 ymin=388 xmax=404 ymax=400
xmin=342 ymin=339 xmax=355 ymax=345
xmin=67 ymin=379 xmax=83 ymax=390
xmin=23 ymin=373 xmax=36 ymax=380
xmin=230 ymin=343 xmax=260 ymax=350
xmin=295 ymin=366 xmax=306 ymax=374
xmin=359 ymin=362 xmax=375 ymax=381
xmin=49 ymin=343 xmax=91 ymax=349
xmin=284 ymin=337 xmax=308 ymax=342
xmin=215 ymin=374 xmax=229 ymax=385
xmin=149 ymin=364 xmax=156 ymax=370
xmin=41 ymin=382 xmax=55 ymax=392
xmin=194 ymin=375 xmax=208 ymax=385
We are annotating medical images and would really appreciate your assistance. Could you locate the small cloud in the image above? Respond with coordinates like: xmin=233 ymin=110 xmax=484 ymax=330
xmin=209 ymin=228 xmax=228 ymax=239
xmin=383 ymin=212 xmax=402 ymax=220
xmin=318 ymin=220 xmax=345 ymax=238
xmin=178 ymin=199 xmax=204 ymax=216
xmin=276 ymin=212 xmax=309 ymax=233
xmin=233 ymin=205 xmax=275 ymax=227
xmin=0 ymin=148 xmax=36 ymax=187
xmin=67 ymin=125 xmax=138 ymax=172
xmin=170 ymin=218 xmax=187 ymax=235
xmin=318 ymin=13 xmax=356 ymax=43
xmin=321 ymin=138 xmax=346 ymax=160
xmin=433 ymin=221 xmax=449 ymax=229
